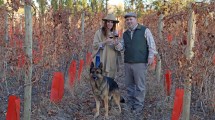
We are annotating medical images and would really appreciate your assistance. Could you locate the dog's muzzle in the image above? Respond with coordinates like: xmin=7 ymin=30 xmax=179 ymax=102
xmin=92 ymin=75 xmax=98 ymax=80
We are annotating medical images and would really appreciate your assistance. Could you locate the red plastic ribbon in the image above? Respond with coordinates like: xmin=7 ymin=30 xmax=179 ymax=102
xmin=171 ymin=89 xmax=184 ymax=120
xmin=6 ymin=95 xmax=20 ymax=120
xmin=50 ymin=72 xmax=64 ymax=103
xmin=165 ymin=70 xmax=172 ymax=96
xmin=167 ymin=34 xmax=173 ymax=43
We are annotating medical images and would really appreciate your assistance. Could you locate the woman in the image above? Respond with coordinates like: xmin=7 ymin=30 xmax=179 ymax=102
xmin=92 ymin=14 xmax=120 ymax=79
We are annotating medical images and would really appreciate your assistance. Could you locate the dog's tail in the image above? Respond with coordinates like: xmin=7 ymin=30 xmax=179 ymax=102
xmin=120 ymin=96 xmax=125 ymax=103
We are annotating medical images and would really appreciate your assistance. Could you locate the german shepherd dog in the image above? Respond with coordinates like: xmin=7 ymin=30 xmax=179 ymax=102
xmin=89 ymin=62 xmax=122 ymax=118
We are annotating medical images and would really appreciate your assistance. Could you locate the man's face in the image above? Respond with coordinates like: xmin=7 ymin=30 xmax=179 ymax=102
xmin=125 ymin=17 xmax=137 ymax=29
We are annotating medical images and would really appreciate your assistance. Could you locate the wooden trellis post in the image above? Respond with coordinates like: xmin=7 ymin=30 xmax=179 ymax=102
xmin=158 ymin=13 xmax=164 ymax=41
xmin=4 ymin=11 xmax=9 ymax=43
xmin=182 ymin=3 xmax=196 ymax=120
xmin=81 ymin=11 xmax=85 ymax=49
xmin=24 ymin=0 xmax=33 ymax=120
xmin=156 ymin=13 xmax=164 ymax=82
xmin=80 ymin=11 xmax=85 ymax=59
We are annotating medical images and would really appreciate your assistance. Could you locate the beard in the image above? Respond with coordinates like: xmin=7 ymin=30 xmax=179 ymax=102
xmin=127 ymin=24 xmax=136 ymax=30
xmin=127 ymin=24 xmax=133 ymax=29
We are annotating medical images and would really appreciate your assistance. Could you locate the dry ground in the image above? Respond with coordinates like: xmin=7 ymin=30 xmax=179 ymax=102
xmin=1 ymin=61 xmax=214 ymax=120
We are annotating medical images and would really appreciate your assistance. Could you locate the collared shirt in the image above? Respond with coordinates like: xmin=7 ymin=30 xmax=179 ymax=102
xmin=115 ymin=25 xmax=157 ymax=58
xmin=129 ymin=24 xmax=138 ymax=39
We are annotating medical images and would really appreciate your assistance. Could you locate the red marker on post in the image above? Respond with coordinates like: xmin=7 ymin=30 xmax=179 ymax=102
xmin=6 ymin=95 xmax=20 ymax=120
xmin=165 ymin=70 xmax=172 ymax=96
xmin=50 ymin=72 xmax=64 ymax=103
xmin=167 ymin=34 xmax=173 ymax=43
xmin=171 ymin=89 xmax=184 ymax=120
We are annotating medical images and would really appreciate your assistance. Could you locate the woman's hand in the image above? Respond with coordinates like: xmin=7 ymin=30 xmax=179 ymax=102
xmin=103 ymin=38 xmax=114 ymax=45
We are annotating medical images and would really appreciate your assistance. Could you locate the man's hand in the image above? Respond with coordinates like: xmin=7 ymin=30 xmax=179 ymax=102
xmin=115 ymin=43 xmax=123 ymax=51
xmin=148 ymin=57 xmax=154 ymax=65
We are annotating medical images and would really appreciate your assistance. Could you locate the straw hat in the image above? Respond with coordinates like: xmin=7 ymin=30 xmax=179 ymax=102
xmin=102 ymin=14 xmax=119 ymax=23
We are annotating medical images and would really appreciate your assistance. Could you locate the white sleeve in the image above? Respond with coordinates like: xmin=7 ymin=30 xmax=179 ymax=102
xmin=145 ymin=28 xmax=158 ymax=58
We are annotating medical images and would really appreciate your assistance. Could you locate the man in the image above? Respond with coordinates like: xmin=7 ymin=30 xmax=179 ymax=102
xmin=115 ymin=12 xmax=157 ymax=113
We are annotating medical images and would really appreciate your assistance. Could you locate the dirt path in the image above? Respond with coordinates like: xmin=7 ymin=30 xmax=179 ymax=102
xmin=29 ymin=63 xmax=172 ymax=120
xmin=1 ymin=63 xmax=214 ymax=120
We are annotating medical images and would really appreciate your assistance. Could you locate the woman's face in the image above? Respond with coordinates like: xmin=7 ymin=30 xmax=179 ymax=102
xmin=106 ymin=20 xmax=114 ymax=30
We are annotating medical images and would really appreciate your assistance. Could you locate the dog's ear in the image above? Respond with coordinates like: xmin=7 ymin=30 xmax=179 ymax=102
xmin=90 ymin=62 xmax=94 ymax=69
xmin=98 ymin=62 xmax=103 ymax=69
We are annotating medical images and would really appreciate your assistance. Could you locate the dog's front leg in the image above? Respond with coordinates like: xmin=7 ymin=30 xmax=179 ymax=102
xmin=94 ymin=97 xmax=100 ymax=118
xmin=104 ymin=95 xmax=109 ymax=117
